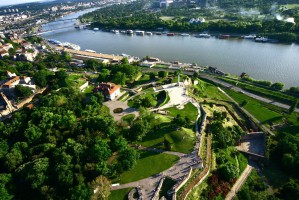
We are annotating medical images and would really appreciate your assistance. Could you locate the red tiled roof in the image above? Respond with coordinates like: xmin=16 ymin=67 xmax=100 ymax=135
xmin=94 ymin=82 xmax=120 ymax=95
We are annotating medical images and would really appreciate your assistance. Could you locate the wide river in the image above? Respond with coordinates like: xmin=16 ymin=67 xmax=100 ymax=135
xmin=42 ymin=8 xmax=299 ymax=88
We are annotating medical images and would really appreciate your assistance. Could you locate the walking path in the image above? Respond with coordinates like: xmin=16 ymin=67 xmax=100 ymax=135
xmin=200 ymin=74 xmax=299 ymax=113
xmin=111 ymin=83 xmax=203 ymax=200
xmin=225 ymin=164 xmax=253 ymax=200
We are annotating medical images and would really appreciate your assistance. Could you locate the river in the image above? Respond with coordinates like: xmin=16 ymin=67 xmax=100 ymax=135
xmin=42 ymin=8 xmax=299 ymax=88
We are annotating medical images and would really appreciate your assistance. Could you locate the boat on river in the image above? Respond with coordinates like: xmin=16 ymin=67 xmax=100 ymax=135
xmin=243 ymin=34 xmax=256 ymax=39
xmin=255 ymin=37 xmax=268 ymax=42
xmin=167 ymin=33 xmax=175 ymax=36
xmin=195 ymin=33 xmax=211 ymax=38
xmin=181 ymin=33 xmax=190 ymax=36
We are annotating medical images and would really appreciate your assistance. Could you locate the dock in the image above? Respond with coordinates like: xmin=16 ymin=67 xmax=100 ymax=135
xmin=57 ymin=47 xmax=124 ymax=62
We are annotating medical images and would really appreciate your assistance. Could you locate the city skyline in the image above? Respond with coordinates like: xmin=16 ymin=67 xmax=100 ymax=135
xmin=0 ymin=0 xmax=49 ymax=7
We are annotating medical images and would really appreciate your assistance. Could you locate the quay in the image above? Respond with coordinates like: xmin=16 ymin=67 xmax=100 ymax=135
xmin=57 ymin=47 xmax=124 ymax=62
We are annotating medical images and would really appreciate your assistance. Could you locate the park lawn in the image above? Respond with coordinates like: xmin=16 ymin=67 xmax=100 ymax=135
xmin=218 ymin=76 xmax=296 ymax=105
xmin=283 ymin=4 xmax=299 ymax=9
xmin=128 ymin=89 xmax=166 ymax=108
xmin=165 ymin=127 xmax=196 ymax=154
xmin=65 ymin=74 xmax=86 ymax=88
xmin=224 ymin=89 xmax=282 ymax=124
xmin=154 ymin=64 xmax=170 ymax=68
xmin=194 ymin=78 xmax=231 ymax=101
xmin=83 ymin=85 xmax=94 ymax=94
xmin=137 ymin=125 xmax=174 ymax=148
xmin=115 ymin=151 xmax=179 ymax=184
xmin=133 ymin=74 xmax=152 ymax=86
xmin=160 ymin=16 xmax=175 ymax=21
xmin=109 ymin=188 xmax=132 ymax=200
xmin=166 ymin=102 xmax=198 ymax=121
xmin=154 ymin=114 xmax=172 ymax=123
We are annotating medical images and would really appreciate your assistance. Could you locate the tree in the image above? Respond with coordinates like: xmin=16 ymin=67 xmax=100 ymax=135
xmin=91 ymin=176 xmax=111 ymax=200
xmin=280 ymin=179 xmax=299 ymax=200
xmin=98 ymin=69 xmax=111 ymax=82
xmin=289 ymin=100 xmax=298 ymax=114
xmin=113 ymin=72 xmax=126 ymax=85
xmin=271 ymin=82 xmax=284 ymax=90
xmin=118 ymin=147 xmax=139 ymax=171
xmin=158 ymin=71 xmax=168 ymax=78
xmin=240 ymin=100 xmax=249 ymax=107
xmin=14 ymin=85 xmax=33 ymax=98
xmin=217 ymin=163 xmax=239 ymax=181
xmin=85 ymin=59 xmax=101 ymax=71
xmin=0 ymin=174 xmax=13 ymax=200
xmin=129 ymin=119 xmax=150 ymax=141
xmin=149 ymin=72 xmax=156 ymax=80
xmin=24 ymin=158 xmax=49 ymax=189
xmin=34 ymin=70 xmax=48 ymax=87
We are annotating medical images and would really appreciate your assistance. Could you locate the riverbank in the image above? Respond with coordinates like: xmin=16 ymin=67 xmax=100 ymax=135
xmin=41 ymin=7 xmax=299 ymax=88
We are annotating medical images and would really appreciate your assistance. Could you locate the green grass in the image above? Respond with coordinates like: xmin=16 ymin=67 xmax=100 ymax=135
xmin=154 ymin=114 xmax=172 ymax=123
xmin=283 ymin=4 xmax=299 ymax=9
xmin=158 ymin=91 xmax=170 ymax=107
xmin=121 ymin=114 xmax=135 ymax=124
xmin=115 ymin=151 xmax=179 ymax=184
xmin=193 ymin=78 xmax=231 ymax=101
xmin=218 ymin=76 xmax=296 ymax=105
xmin=160 ymin=16 xmax=175 ymax=21
xmin=109 ymin=188 xmax=132 ymax=200
xmin=83 ymin=85 xmax=94 ymax=94
xmin=65 ymin=74 xmax=86 ymax=88
xmin=133 ymin=74 xmax=152 ymax=86
xmin=166 ymin=102 xmax=198 ymax=121
xmin=165 ymin=127 xmax=196 ymax=153
xmin=224 ymin=89 xmax=282 ymax=124
xmin=138 ymin=126 xmax=196 ymax=154
xmin=128 ymin=89 xmax=167 ymax=108
xmin=154 ymin=64 xmax=170 ymax=68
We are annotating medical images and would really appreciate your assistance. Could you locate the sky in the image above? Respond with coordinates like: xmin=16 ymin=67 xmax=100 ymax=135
xmin=0 ymin=0 xmax=48 ymax=7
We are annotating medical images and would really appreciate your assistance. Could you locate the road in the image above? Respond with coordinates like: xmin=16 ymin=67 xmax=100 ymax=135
xmin=225 ymin=164 xmax=253 ymax=200
xmin=200 ymin=74 xmax=299 ymax=113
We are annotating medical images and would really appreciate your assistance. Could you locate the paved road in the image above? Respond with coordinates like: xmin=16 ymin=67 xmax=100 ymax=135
xmin=200 ymin=74 xmax=299 ymax=113
xmin=225 ymin=164 xmax=253 ymax=200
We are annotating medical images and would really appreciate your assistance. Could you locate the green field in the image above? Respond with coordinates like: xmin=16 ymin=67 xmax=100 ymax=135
xmin=65 ymin=74 xmax=87 ymax=88
xmin=166 ymin=102 xmax=198 ymax=121
xmin=194 ymin=78 xmax=231 ymax=101
xmin=109 ymin=188 xmax=132 ymax=200
xmin=114 ymin=151 xmax=179 ymax=184
xmin=128 ymin=89 xmax=167 ymax=108
xmin=83 ymin=85 xmax=94 ymax=94
xmin=138 ymin=126 xmax=196 ymax=154
xmin=218 ymin=76 xmax=296 ymax=105
xmin=165 ymin=127 xmax=196 ymax=153
xmin=225 ymin=89 xmax=282 ymax=124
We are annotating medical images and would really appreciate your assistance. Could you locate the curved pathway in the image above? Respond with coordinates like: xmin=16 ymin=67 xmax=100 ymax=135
xmin=111 ymin=84 xmax=203 ymax=200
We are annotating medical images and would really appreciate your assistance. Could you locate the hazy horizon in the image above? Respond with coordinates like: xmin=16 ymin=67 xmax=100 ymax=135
xmin=0 ymin=0 xmax=53 ymax=7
